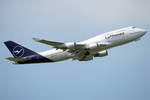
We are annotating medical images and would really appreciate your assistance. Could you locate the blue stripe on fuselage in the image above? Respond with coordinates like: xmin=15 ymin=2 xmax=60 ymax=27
xmin=17 ymin=54 xmax=54 ymax=64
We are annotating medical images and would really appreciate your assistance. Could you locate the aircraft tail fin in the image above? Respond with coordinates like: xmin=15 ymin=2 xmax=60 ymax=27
xmin=4 ymin=41 xmax=37 ymax=58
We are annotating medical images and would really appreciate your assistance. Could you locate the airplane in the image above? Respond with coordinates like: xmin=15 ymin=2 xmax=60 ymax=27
xmin=4 ymin=26 xmax=146 ymax=64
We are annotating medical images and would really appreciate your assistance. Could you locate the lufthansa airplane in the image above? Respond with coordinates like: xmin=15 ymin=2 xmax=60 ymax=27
xmin=4 ymin=26 xmax=146 ymax=64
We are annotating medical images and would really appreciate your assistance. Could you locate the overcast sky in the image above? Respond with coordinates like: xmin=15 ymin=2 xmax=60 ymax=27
xmin=0 ymin=0 xmax=150 ymax=100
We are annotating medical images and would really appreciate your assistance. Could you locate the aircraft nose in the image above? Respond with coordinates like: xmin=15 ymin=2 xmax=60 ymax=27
xmin=137 ymin=28 xmax=147 ymax=36
xmin=141 ymin=29 xmax=147 ymax=35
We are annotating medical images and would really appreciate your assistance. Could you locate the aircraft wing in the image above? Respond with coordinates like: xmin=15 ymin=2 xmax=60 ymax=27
xmin=33 ymin=38 xmax=110 ymax=61
xmin=33 ymin=38 xmax=64 ymax=47
xmin=33 ymin=38 xmax=85 ymax=50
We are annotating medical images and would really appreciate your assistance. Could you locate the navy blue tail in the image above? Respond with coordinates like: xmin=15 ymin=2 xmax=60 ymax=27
xmin=4 ymin=41 xmax=37 ymax=58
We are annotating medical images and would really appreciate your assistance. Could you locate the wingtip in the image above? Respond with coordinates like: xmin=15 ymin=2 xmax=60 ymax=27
xmin=32 ymin=37 xmax=40 ymax=41
xmin=5 ymin=57 xmax=15 ymax=61
xmin=5 ymin=57 xmax=11 ymax=60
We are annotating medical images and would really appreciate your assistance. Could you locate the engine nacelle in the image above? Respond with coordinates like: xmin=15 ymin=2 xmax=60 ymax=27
xmin=94 ymin=50 xmax=108 ymax=57
xmin=65 ymin=42 xmax=76 ymax=49
xmin=57 ymin=42 xmax=77 ymax=49
xmin=86 ymin=43 xmax=100 ymax=50
xmin=59 ymin=42 xmax=84 ymax=49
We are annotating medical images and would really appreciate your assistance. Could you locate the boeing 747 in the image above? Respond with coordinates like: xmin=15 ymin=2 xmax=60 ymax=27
xmin=4 ymin=26 xmax=146 ymax=64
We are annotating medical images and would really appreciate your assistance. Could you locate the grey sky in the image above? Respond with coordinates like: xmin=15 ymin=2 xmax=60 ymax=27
xmin=1 ymin=0 xmax=150 ymax=22
xmin=0 ymin=0 xmax=150 ymax=100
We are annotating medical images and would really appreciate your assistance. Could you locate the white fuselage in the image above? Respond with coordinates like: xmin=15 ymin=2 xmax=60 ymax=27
xmin=39 ymin=26 xmax=146 ymax=62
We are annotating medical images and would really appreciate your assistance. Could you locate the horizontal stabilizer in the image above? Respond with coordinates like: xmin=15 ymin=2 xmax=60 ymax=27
xmin=6 ymin=57 xmax=30 ymax=62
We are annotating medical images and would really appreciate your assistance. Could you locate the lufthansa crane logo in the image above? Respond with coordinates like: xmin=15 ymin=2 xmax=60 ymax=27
xmin=13 ymin=46 xmax=24 ymax=57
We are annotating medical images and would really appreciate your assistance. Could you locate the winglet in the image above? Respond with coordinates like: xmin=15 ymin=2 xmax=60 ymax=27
xmin=32 ymin=38 xmax=40 ymax=42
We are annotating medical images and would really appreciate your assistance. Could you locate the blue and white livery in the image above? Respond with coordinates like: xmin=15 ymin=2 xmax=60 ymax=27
xmin=4 ymin=26 xmax=146 ymax=64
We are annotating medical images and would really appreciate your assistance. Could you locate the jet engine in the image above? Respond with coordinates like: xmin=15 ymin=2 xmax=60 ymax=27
xmin=94 ymin=50 xmax=108 ymax=57
xmin=58 ymin=42 xmax=84 ymax=49
xmin=60 ymin=42 xmax=75 ymax=49
xmin=86 ymin=43 xmax=100 ymax=50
